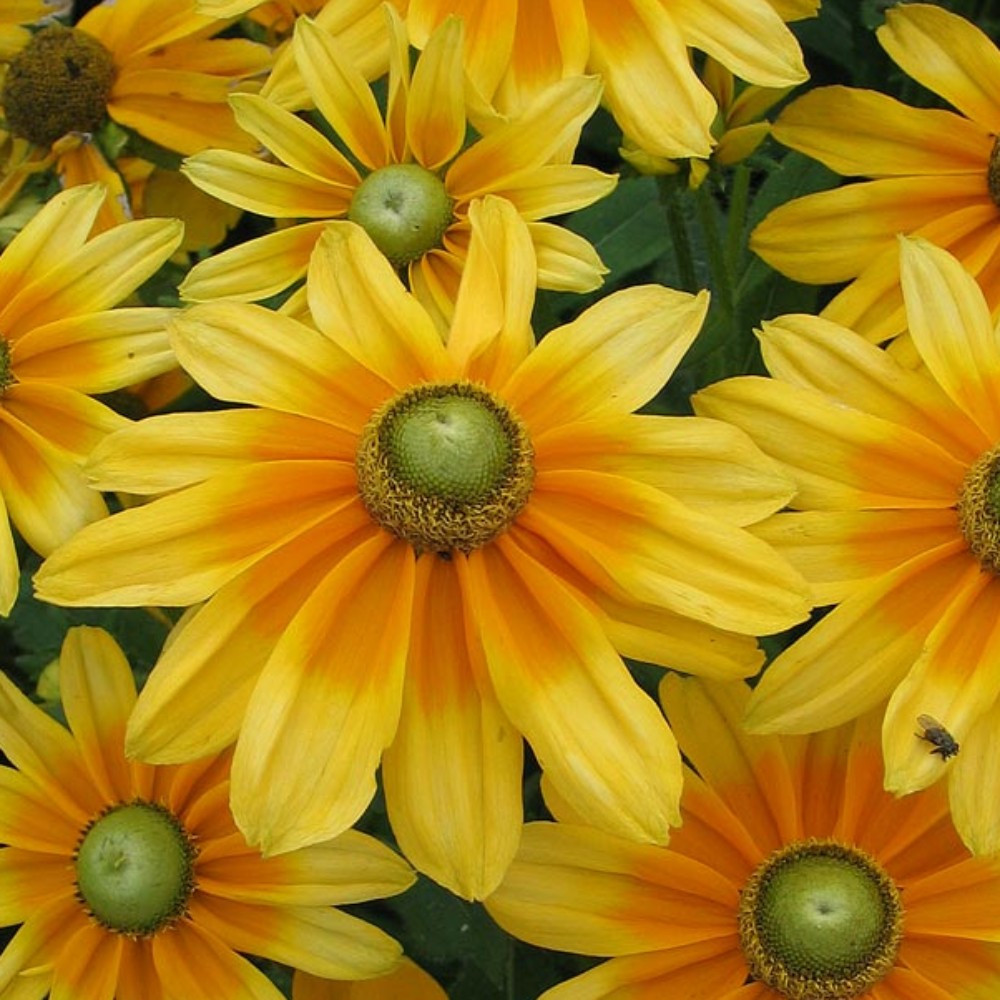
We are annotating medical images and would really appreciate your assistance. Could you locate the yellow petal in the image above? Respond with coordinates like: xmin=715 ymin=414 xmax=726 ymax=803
xmin=757 ymin=313 xmax=987 ymax=464
xmin=950 ymin=700 xmax=1000 ymax=855
xmin=125 ymin=510 xmax=373 ymax=763
xmin=693 ymin=376 xmax=968 ymax=510
xmin=750 ymin=175 xmax=987 ymax=284
xmin=189 ymin=897 xmax=402 ymax=981
xmin=292 ymin=958 xmax=447 ymax=1000
xmin=492 ymin=163 xmax=617 ymax=220
xmin=0 ymin=494 xmax=18 ymax=616
xmin=503 ymin=285 xmax=709 ymax=431
xmin=294 ymin=15 xmax=389 ymax=170
xmin=878 ymin=3 xmax=1000 ymax=134
xmin=228 ymin=93 xmax=361 ymax=188
xmin=50 ymin=919 xmax=122 ymax=1000
xmin=520 ymin=469 xmax=809 ymax=634
xmin=447 ymin=197 xmax=535 ymax=387
xmin=528 ymin=220 xmax=608 ymax=293
xmin=230 ymin=535 xmax=414 ymax=855
xmin=745 ymin=541 xmax=974 ymax=734
xmin=584 ymin=0 xmax=715 ymax=158
xmin=307 ymin=223 xmax=453 ymax=387
xmin=671 ymin=0 xmax=807 ymax=87
xmin=34 ymin=461 xmax=358 ymax=608
xmin=406 ymin=15 xmax=466 ymax=169
xmin=533 ymin=413 xmax=795 ymax=527
xmin=461 ymin=537 xmax=683 ymax=844
xmin=899 ymin=236 xmax=1000 ymax=440
xmin=774 ymin=86 xmax=991 ymax=176
xmin=382 ymin=555 xmax=522 ymax=900
xmin=180 ymin=222 xmax=329 ymax=303
xmin=883 ymin=569 xmax=1000 ymax=796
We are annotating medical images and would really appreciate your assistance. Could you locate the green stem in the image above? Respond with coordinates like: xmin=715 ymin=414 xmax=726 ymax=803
xmin=695 ymin=182 xmax=733 ymax=319
xmin=725 ymin=163 xmax=751 ymax=279
xmin=656 ymin=175 xmax=698 ymax=294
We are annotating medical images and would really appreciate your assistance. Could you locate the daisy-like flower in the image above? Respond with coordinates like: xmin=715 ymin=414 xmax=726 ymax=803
xmin=35 ymin=198 xmax=809 ymax=899
xmin=751 ymin=3 xmax=1000 ymax=345
xmin=293 ymin=957 xmax=447 ymax=1000
xmin=0 ymin=182 xmax=181 ymax=616
xmin=405 ymin=0 xmax=811 ymax=160
xmin=0 ymin=0 xmax=272 ymax=230
xmin=694 ymin=236 xmax=1000 ymax=856
xmin=180 ymin=8 xmax=616 ymax=317
xmin=486 ymin=675 xmax=1000 ymax=1000
xmin=0 ymin=625 xmax=413 ymax=1000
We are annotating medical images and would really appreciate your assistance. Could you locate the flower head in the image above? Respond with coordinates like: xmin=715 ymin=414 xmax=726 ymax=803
xmin=695 ymin=236 xmax=1000 ymax=856
xmin=180 ymin=7 xmax=616 ymax=316
xmin=486 ymin=675 xmax=1000 ymax=999
xmin=36 ymin=198 xmax=808 ymax=899
xmin=0 ymin=182 xmax=181 ymax=615
xmin=0 ymin=625 xmax=413 ymax=1000
xmin=752 ymin=3 xmax=1000 ymax=344
xmin=0 ymin=0 xmax=272 ymax=229
xmin=405 ymin=0 xmax=810 ymax=160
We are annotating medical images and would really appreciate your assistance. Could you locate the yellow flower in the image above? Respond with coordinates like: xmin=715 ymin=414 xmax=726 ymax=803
xmin=0 ymin=625 xmax=413 ymax=1000
xmin=180 ymin=9 xmax=616 ymax=317
xmin=0 ymin=183 xmax=181 ymax=615
xmin=35 ymin=198 xmax=809 ymax=899
xmin=752 ymin=3 xmax=1000 ymax=344
xmin=293 ymin=958 xmax=447 ymax=1000
xmin=695 ymin=236 xmax=1000 ymax=856
xmin=0 ymin=0 xmax=272 ymax=230
xmin=487 ymin=675 xmax=1000 ymax=1000
xmin=405 ymin=0 xmax=809 ymax=159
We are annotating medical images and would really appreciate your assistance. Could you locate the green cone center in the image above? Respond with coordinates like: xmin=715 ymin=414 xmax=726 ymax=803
xmin=356 ymin=381 xmax=534 ymax=555
xmin=739 ymin=840 xmax=902 ymax=999
xmin=957 ymin=444 xmax=1000 ymax=574
xmin=348 ymin=163 xmax=454 ymax=267
xmin=2 ymin=25 xmax=116 ymax=147
xmin=75 ymin=801 xmax=196 ymax=937
xmin=989 ymin=138 xmax=1000 ymax=209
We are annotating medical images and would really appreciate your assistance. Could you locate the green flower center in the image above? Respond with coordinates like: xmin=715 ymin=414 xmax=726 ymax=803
xmin=2 ymin=25 xmax=116 ymax=148
xmin=348 ymin=163 xmax=454 ymax=267
xmin=74 ymin=801 xmax=197 ymax=937
xmin=355 ymin=381 xmax=534 ymax=555
xmin=989 ymin=137 xmax=1000 ymax=210
xmin=739 ymin=839 xmax=903 ymax=1000
xmin=957 ymin=444 xmax=1000 ymax=573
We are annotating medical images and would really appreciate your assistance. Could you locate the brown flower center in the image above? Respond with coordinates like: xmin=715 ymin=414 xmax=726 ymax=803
xmin=990 ymin=137 xmax=1000 ymax=210
xmin=2 ymin=25 xmax=116 ymax=147
xmin=957 ymin=443 xmax=1000 ymax=573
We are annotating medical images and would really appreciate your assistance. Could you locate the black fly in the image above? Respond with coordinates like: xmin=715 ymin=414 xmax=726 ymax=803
xmin=916 ymin=714 xmax=960 ymax=760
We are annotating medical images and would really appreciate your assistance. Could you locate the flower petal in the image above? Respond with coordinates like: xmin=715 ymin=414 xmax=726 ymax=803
xmin=230 ymin=534 xmax=414 ymax=855
xmin=58 ymin=626 xmax=137 ymax=804
xmin=486 ymin=822 xmax=737 ymax=955
xmin=521 ymin=470 xmax=809 ymax=634
xmin=180 ymin=222 xmax=329 ymax=303
xmin=693 ymin=376 xmax=968 ymax=510
xmin=461 ymin=536 xmax=683 ymax=844
xmin=950 ymin=698 xmax=1000 ymax=856
xmin=294 ymin=15 xmax=389 ymax=170
xmin=381 ymin=554 xmax=523 ymax=900
xmin=169 ymin=301 xmax=389 ymax=426
xmin=899 ymin=236 xmax=1000 ymax=440
xmin=745 ymin=541 xmax=974 ymax=734
xmin=773 ymin=86 xmax=991 ymax=176
xmin=529 ymin=221 xmax=609 ymax=293
xmin=307 ymin=223 xmax=454 ymax=386
xmin=35 ymin=461 xmax=358 ymax=608
xmin=504 ymin=285 xmax=709 ymax=430
xmin=50 ymin=920 xmax=122 ymax=1000
xmin=878 ymin=3 xmax=1000 ymax=134
xmin=151 ymin=921 xmax=281 ymax=1000
xmin=189 ymin=897 xmax=402 ymax=981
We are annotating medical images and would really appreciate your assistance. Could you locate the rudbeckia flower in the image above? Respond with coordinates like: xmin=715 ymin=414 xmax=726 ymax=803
xmin=0 ymin=182 xmax=181 ymax=616
xmin=695 ymin=236 xmax=1000 ymax=856
xmin=0 ymin=0 xmax=272 ymax=230
xmin=405 ymin=0 xmax=810 ymax=160
xmin=0 ymin=625 xmax=413 ymax=1000
xmin=486 ymin=676 xmax=1000 ymax=1000
xmin=35 ymin=198 xmax=809 ymax=899
xmin=752 ymin=3 xmax=1000 ymax=344
xmin=180 ymin=9 xmax=616 ymax=317
xmin=293 ymin=958 xmax=447 ymax=1000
